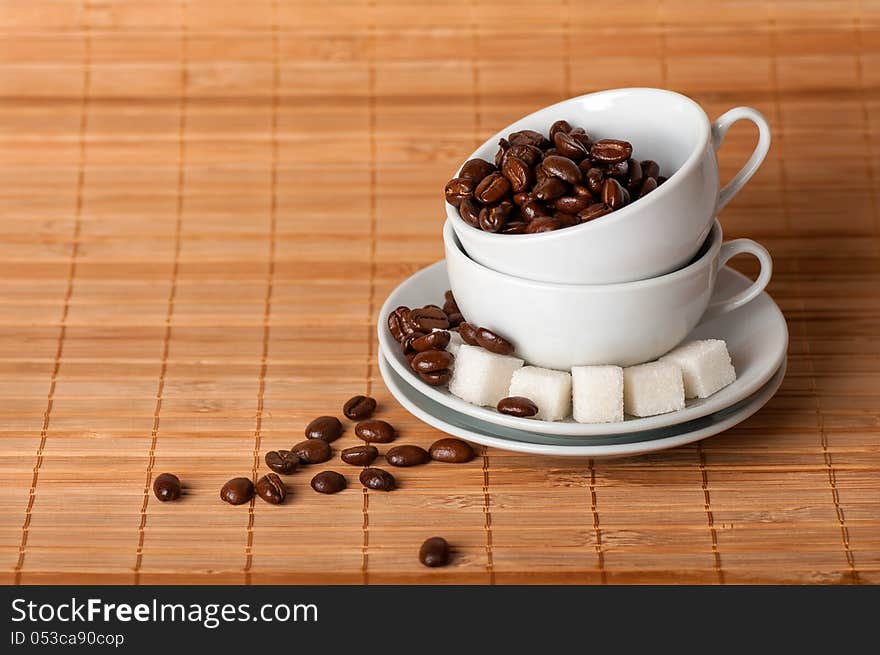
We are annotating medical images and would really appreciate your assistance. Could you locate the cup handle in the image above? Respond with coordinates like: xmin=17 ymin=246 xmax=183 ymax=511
xmin=711 ymin=106 xmax=771 ymax=212
xmin=702 ymin=238 xmax=773 ymax=320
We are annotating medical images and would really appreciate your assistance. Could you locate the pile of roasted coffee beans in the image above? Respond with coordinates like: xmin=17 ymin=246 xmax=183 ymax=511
xmin=445 ymin=120 xmax=666 ymax=233
xmin=152 ymin=392 xmax=478 ymax=567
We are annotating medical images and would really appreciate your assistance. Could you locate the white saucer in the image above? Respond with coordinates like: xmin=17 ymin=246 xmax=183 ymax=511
xmin=377 ymin=261 xmax=788 ymax=436
xmin=379 ymin=351 xmax=786 ymax=457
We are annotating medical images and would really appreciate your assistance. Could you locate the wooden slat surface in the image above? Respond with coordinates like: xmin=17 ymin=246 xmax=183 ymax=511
xmin=1 ymin=0 xmax=878 ymax=585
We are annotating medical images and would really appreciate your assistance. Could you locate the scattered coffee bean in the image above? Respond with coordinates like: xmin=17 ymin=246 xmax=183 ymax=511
xmin=419 ymin=536 xmax=451 ymax=567
xmin=341 ymin=444 xmax=379 ymax=466
xmin=311 ymin=471 xmax=347 ymax=494
xmin=411 ymin=349 xmax=454 ymax=373
xmin=497 ymin=396 xmax=539 ymax=418
xmin=265 ymin=450 xmax=298 ymax=475
xmin=355 ymin=419 xmax=396 ymax=443
xmin=401 ymin=330 xmax=427 ymax=355
xmin=291 ymin=438 xmax=333 ymax=464
xmin=387 ymin=306 xmax=413 ymax=342
xmin=458 ymin=322 xmax=480 ymax=346
xmin=153 ymin=473 xmax=181 ymax=502
xmin=359 ymin=467 xmax=396 ymax=491
xmin=386 ymin=445 xmax=430 ymax=467
xmin=343 ymin=395 xmax=377 ymax=420
xmin=305 ymin=415 xmax=343 ymax=442
xmin=429 ymin=438 xmax=476 ymax=463
xmin=419 ymin=369 xmax=453 ymax=386
xmin=475 ymin=327 xmax=515 ymax=355
xmin=411 ymin=331 xmax=450 ymax=352
xmin=220 ymin=477 xmax=255 ymax=505
xmin=255 ymin=473 xmax=287 ymax=504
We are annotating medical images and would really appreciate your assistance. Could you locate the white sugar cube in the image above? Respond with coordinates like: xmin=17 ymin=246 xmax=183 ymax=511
xmin=444 ymin=330 xmax=465 ymax=356
xmin=508 ymin=366 xmax=572 ymax=421
xmin=623 ymin=361 xmax=685 ymax=417
xmin=448 ymin=344 xmax=524 ymax=407
xmin=660 ymin=339 xmax=736 ymax=399
xmin=571 ymin=365 xmax=624 ymax=423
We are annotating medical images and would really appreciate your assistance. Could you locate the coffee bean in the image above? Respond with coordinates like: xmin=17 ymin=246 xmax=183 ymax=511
xmin=591 ymin=139 xmax=633 ymax=164
xmin=555 ymin=211 xmax=579 ymax=228
xmin=291 ymin=438 xmax=332 ymax=464
xmin=343 ymin=395 xmax=377 ymax=420
xmin=534 ymin=162 xmax=549 ymax=183
xmin=638 ymin=176 xmax=658 ymax=198
xmin=411 ymin=331 xmax=450 ymax=352
xmin=405 ymin=351 xmax=417 ymax=366
xmin=446 ymin=312 xmax=463 ymax=328
xmin=153 ymin=473 xmax=181 ymax=502
xmin=419 ymin=536 xmax=450 ymax=567
xmin=359 ymin=467 xmax=396 ymax=491
xmin=641 ymin=159 xmax=660 ymax=181
xmin=533 ymin=177 xmax=567 ymax=202
xmin=429 ymin=438 xmax=475 ymax=463
xmin=386 ymin=444 xmax=430 ymax=467
xmin=419 ymin=369 xmax=453 ymax=386
xmin=311 ymin=470 xmax=347 ymax=494
xmin=521 ymin=198 xmax=549 ymax=221
xmin=542 ymin=155 xmax=582 ymax=184
xmin=444 ymin=177 xmax=476 ymax=207
xmin=479 ymin=200 xmax=513 ymax=233
xmin=497 ymin=396 xmax=539 ymax=418
xmin=549 ymin=119 xmax=572 ymax=139
xmin=501 ymin=221 xmax=529 ymax=234
xmin=603 ymin=158 xmax=629 ymax=180
xmin=442 ymin=290 xmax=459 ymax=314
xmin=474 ymin=172 xmax=511 ymax=205
xmin=526 ymin=216 xmax=563 ymax=233
xmin=584 ymin=167 xmax=604 ymax=195
xmin=355 ymin=419 xmax=396 ymax=443
xmin=553 ymin=131 xmax=589 ymax=160
xmin=508 ymin=143 xmax=543 ymax=167
xmin=657 ymin=175 xmax=668 ymax=185
xmin=458 ymin=197 xmax=481 ymax=227
xmin=501 ymin=155 xmax=534 ymax=194
xmin=553 ymin=194 xmax=590 ymax=214
xmin=626 ymin=158 xmax=643 ymax=192
xmin=387 ymin=306 xmax=410 ymax=342
xmin=341 ymin=444 xmax=379 ymax=466
xmin=578 ymin=202 xmax=612 ymax=222
xmin=494 ymin=138 xmax=509 ymax=168
xmin=401 ymin=331 xmax=427 ymax=355
xmin=475 ymin=327 xmax=514 ymax=355
xmin=265 ymin=450 xmax=298 ymax=475
xmin=305 ymin=415 xmax=343 ymax=442
xmin=409 ymin=306 xmax=449 ymax=331
xmin=459 ymin=158 xmax=495 ymax=182
xmin=568 ymin=127 xmax=593 ymax=150
xmin=220 ymin=477 xmax=254 ymax=505
xmin=411 ymin=350 xmax=454 ymax=373
xmin=458 ymin=322 xmax=480 ymax=346
xmin=508 ymin=129 xmax=549 ymax=148
xmin=255 ymin=473 xmax=287 ymax=504
xmin=602 ymin=177 xmax=629 ymax=210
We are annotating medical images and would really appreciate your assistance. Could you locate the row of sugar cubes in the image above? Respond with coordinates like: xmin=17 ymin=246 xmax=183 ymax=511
xmin=447 ymin=339 xmax=735 ymax=422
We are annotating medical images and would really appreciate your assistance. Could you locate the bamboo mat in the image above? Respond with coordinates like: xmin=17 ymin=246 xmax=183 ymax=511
xmin=0 ymin=0 xmax=878 ymax=585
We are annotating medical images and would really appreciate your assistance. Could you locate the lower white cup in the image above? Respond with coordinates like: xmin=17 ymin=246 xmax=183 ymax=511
xmin=444 ymin=219 xmax=772 ymax=369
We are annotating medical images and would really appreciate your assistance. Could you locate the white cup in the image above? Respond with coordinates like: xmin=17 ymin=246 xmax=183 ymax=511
xmin=447 ymin=88 xmax=771 ymax=284
xmin=444 ymin=219 xmax=772 ymax=369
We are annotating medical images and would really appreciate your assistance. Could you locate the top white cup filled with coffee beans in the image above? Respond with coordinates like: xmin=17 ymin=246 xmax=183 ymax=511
xmin=445 ymin=88 xmax=770 ymax=285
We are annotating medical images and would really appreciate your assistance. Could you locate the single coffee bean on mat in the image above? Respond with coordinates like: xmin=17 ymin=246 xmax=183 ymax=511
xmin=220 ymin=477 xmax=255 ymax=505
xmin=153 ymin=473 xmax=181 ymax=502
xmin=419 ymin=369 xmax=453 ymax=386
xmin=359 ymin=467 xmax=396 ymax=491
xmin=343 ymin=394 xmax=377 ymax=420
xmin=411 ymin=349 xmax=454 ymax=373
xmin=386 ymin=445 xmax=430 ymax=467
xmin=475 ymin=327 xmax=515 ymax=355
xmin=311 ymin=471 xmax=347 ymax=494
xmin=291 ymin=438 xmax=332 ymax=464
xmin=429 ymin=438 xmax=476 ymax=463
xmin=419 ymin=537 xmax=451 ymax=567
xmin=411 ymin=331 xmax=450 ymax=352
xmin=255 ymin=473 xmax=287 ymax=505
xmin=305 ymin=415 xmax=343 ymax=442
xmin=497 ymin=396 xmax=539 ymax=418
xmin=265 ymin=450 xmax=298 ymax=475
xmin=355 ymin=419 xmax=396 ymax=443
xmin=340 ymin=444 xmax=379 ymax=466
